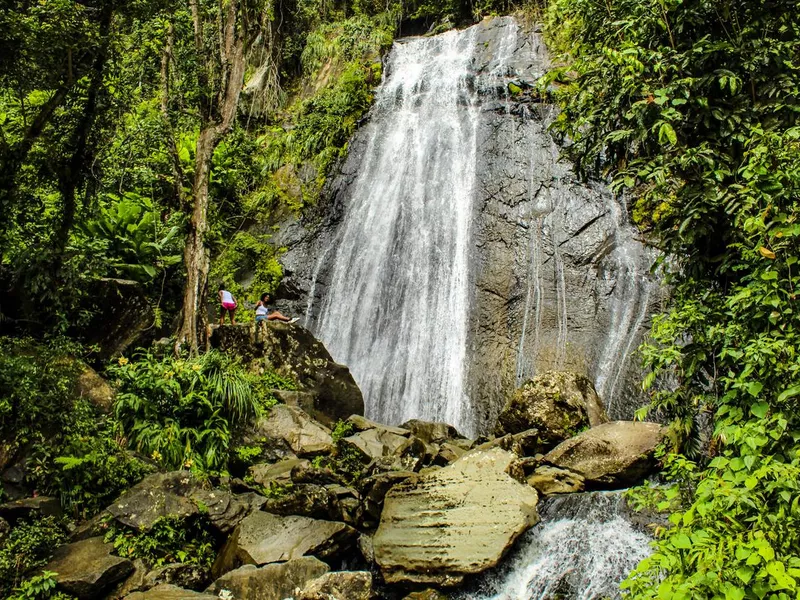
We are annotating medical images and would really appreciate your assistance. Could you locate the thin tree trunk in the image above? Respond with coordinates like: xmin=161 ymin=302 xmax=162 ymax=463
xmin=175 ymin=0 xmax=248 ymax=355
xmin=53 ymin=3 xmax=114 ymax=263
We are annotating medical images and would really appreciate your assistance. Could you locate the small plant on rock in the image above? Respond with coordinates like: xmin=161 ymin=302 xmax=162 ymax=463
xmin=104 ymin=516 xmax=215 ymax=568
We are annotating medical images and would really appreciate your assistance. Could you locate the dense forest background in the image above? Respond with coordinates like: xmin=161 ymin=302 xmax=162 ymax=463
xmin=1 ymin=0 xmax=799 ymax=598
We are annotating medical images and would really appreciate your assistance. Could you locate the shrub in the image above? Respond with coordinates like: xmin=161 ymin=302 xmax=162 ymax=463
xmin=0 ymin=337 xmax=148 ymax=519
xmin=104 ymin=516 xmax=215 ymax=568
xmin=0 ymin=517 xmax=68 ymax=597
xmin=109 ymin=350 xmax=263 ymax=472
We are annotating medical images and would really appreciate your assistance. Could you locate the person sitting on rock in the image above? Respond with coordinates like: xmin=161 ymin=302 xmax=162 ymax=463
xmin=255 ymin=293 xmax=298 ymax=324
xmin=218 ymin=286 xmax=237 ymax=325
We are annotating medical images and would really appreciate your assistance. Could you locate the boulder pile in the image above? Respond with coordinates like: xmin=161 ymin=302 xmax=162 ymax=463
xmin=3 ymin=325 xmax=664 ymax=600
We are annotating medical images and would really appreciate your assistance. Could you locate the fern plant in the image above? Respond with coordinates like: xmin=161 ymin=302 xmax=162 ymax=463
xmin=108 ymin=350 xmax=261 ymax=472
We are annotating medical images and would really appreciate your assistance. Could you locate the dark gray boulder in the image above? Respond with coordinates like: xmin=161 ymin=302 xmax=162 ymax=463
xmin=0 ymin=496 xmax=61 ymax=525
xmin=209 ymin=323 xmax=363 ymax=425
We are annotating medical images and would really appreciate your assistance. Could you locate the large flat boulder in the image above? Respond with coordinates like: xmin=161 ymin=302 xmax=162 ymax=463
xmin=249 ymin=405 xmax=334 ymax=457
xmin=341 ymin=428 xmax=409 ymax=462
xmin=107 ymin=471 xmax=263 ymax=534
xmin=206 ymin=557 xmax=329 ymax=600
xmin=212 ymin=511 xmax=356 ymax=578
xmin=46 ymin=536 xmax=134 ymax=599
xmin=373 ymin=448 xmax=539 ymax=586
xmin=543 ymin=421 xmax=666 ymax=488
xmin=209 ymin=323 xmax=364 ymax=424
xmin=107 ymin=472 xmax=198 ymax=531
xmin=106 ymin=471 xmax=266 ymax=534
xmin=494 ymin=371 xmax=609 ymax=443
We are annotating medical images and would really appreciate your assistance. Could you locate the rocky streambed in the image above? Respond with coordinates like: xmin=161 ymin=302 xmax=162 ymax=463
xmin=0 ymin=324 xmax=664 ymax=600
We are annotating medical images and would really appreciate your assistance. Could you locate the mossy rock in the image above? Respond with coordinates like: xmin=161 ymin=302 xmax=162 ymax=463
xmin=493 ymin=371 xmax=608 ymax=448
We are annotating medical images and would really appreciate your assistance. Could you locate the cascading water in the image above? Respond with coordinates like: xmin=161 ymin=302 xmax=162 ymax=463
xmin=513 ymin=178 xmax=658 ymax=415
xmin=307 ymin=23 xmax=517 ymax=436
xmin=460 ymin=492 xmax=653 ymax=600
xmin=298 ymin=15 xmax=660 ymax=435
xmin=288 ymin=17 xmax=659 ymax=599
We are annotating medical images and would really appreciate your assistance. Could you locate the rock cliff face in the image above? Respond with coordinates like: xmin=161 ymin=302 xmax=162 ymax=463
xmin=277 ymin=16 xmax=662 ymax=435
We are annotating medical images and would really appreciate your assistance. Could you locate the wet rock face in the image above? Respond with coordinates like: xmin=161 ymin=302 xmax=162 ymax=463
xmin=373 ymin=447 xmax=539 ymax=586
xmin=276 ymin=17 xmax=660 ymax=435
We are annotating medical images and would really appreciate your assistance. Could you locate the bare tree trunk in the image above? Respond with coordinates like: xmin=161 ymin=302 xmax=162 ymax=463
xmin=175 ymin=0 xmax=248 ymax=355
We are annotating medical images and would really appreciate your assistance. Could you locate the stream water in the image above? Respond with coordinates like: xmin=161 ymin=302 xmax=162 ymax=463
xmin=460 ymin=492 xmax=653 ymax=600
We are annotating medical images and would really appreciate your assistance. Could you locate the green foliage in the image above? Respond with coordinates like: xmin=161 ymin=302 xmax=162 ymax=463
xmin=0 ymin=337 xmax=148 ymax=519
xmin=313 ymin=419 xmax=362 ymax=484
xmin=208 ymin=231 xmax=284 ymax=313
xmin=544 ymin=0 xmax=800 ymax=597
xmin=104 ymin=516 xmax=215 ymax=568
xmin=7 ymin=571 xmax=74 ymax=600
xmin=251 ymin=369 xmax=299 ymax=408
xmin=233 ymin=444 xmax=262 ymax=466
xmin=76 ymin=192 xmax=183 ymax=283
xmin=0 ymin=517 xmax=68 ymax=597
xmin=109 ymin=350 xmax=263 ymax=472
xmin=330 ymin=419 xmax=354 ymax=443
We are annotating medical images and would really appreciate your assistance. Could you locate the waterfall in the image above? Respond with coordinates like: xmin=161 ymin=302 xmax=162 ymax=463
xmin=307 ymin=21 xmax=518 ymax=436
xmin=513 ymin=180 xmax=658 ymax=417
xmin=298 ymin=15 xmax=660 ymax=434
xmin=460 ymin=492 xmax=653 ymax=600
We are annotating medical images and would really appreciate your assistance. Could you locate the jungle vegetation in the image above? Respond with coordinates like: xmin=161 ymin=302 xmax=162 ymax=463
xmin=544 ymin=0 xmax=800 ymax=598
xmin=2 ymin=0 xmax=799 ymax=598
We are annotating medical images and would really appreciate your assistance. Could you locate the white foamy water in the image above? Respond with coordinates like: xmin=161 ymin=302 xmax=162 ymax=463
xmin=461 ymin=492 xmax=653 ymax=600
xmin=308 ymin=21 xmax=519 ymax=436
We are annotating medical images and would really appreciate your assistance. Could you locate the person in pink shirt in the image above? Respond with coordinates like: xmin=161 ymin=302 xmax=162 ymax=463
xmin=218 ymin=286 xmax=237 ymax=324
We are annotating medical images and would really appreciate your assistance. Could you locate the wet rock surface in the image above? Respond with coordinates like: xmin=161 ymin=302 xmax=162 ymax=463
xmin=276 ymin=16 xmax=661 ymax=435
xmin=543 ymin=421 xmax=666 ymax=488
